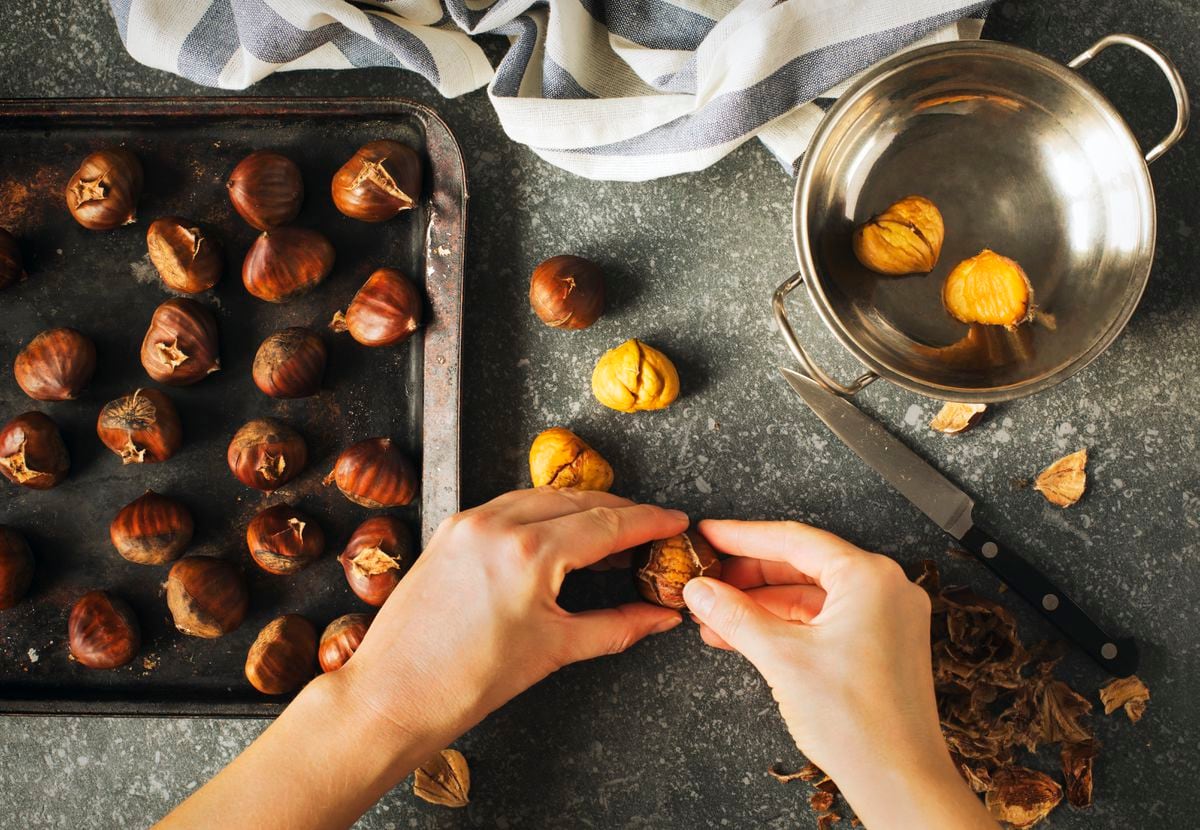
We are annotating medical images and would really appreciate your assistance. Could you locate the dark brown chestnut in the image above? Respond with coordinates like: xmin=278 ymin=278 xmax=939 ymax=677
xmin=68 ymin=590 xmax=140 ymax=669
xmin=330 ymin=268 xmax=422 ymax=347
xmin=140 ymin=298 xmax=220 ymax=386
xmin=324 ymin=437 xmax=417 ymax=508
xmin=245 ymin=614 xmax=317 ymax=695
xmin=226 ymin=150 xmax=304 ymax=231
xmin=0 ymin=526 xmax=34 ymax=609
xmin=227 ymin=418 xmax=307 ymax=491
xmin=331 ymin=140 xmax=421 ymax=222
xmin=318 ymin=613 xmax=371 ymax=672
xmin=97 ymin=388 xmax=182 ymax=464
xmin=252 ymin=328 xmax=326 ymax=399
xmin=0 ymin=412 xmax=69 ymax=489
xmin=339 ymin=516 xmax=414 ymax=606
xmin=110 ymin=490 xmax=193 ymax=566
xmin=246 ymin=503 xmax=324 ymax=575
xmin=13 ymin=328 xmax=97 ymax=401
xmin=65 ymin=148 xmax=143 ymax=230
xmin=242 ymin=227 xmax=335 ymax=303
xmin=166 ymin=556 xmax=249 ymax=638
xmin=146 ymin=217 xmax=223 ymax=293
xmin=0 ymin=228 xmax=24 ymax=290
xmin=530 ymin=255 xmax=605 ymax=330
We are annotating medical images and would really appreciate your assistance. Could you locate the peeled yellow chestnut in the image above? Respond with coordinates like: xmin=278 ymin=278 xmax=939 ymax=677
xmin=146 ymin=217 xmax=223 ymax=293
xmin=0 ymin=228 xmax=24 ymax=290
xmin=318 ymin=613 xmax=371 ymax=672
xmin=246 ymin=503 xmax=324 ymax=575
xmin=852 ymin=195 xmax=944 ymax=276
xmin=330 ymin=267 xmax=422 ymax=347
xmin=140 ymin=298 xmax=220 ymax=386
xmin=65 ymin=148 xmax=143 ymax=231
xmin=252 ymin=328 xmax=326 ymax=399
xmin=14 ymin=328 xmax=97 ymax=401
xmin=942 ymin=249 xmax=1034 ymax=328
xmin=166 ymin=556 xmax=249 ymax=638
xmin=331 ymin=140 xmax=421 ymax=222
xmin=97 ymin=388 xmax=182 ymax=464
xmin=227 ymin=150 xmax=304 ymax=231
xmin=324 ymin=437 xmax=417 ymax=508
xmin=0 ymin=412 xmax=69 ymax=490
xmin=227 ymin=418 xmax=307 ymax=491
xmin=0 ymin=526 xmax=34 ymax=609
xmin=109 ymin=491 xmax=193 ymax=566
xmin=530 ymin=255 xmax=605 ymax=330
xmin=592 ymin=339 xmax=680 ymax=413
xmin=242 ymin=227 xmax=335 ymax=303
xmin=245 ymin=614 xmax=318 ymax=695
xmin=636 ymin=530 xmax=722 ymax=609
xmin=339 ymin=516 xmax=413 ymax=606
xmin=528 ymin=427 xmax=613 ymax=491
xmin=68 ymin=590 xmax=140 ymax=669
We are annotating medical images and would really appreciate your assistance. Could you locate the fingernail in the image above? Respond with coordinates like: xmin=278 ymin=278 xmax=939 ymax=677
xmin=652 ymin=615 xmax=682 ymax=634
xmin=683 ymin=579 xmax=715 ymax=616
xmin=667 ymin=509 xmax=689 ymax=522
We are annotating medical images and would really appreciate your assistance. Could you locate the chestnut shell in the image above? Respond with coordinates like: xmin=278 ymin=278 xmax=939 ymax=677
xmin=0 ymin=228 xmax=25 ymax=290
xmin=318 ymin=613 xmax=371 ymax=672
xmin=331 ymin=268 xmax=423 ymax=348
xmin=0 ymin=411 xmax=69 ymax=490
xmin=245 ymin=614 xmax=318 ymax=695
xmin=140 ymin=298 xmax=221 ymax=386
xmin=96 ymin=388 xmax=182 ymax=464
xmin=331 ymin=140 xmax=421 ymax=222
xmin=65 ymin=148 xmax=143 ymax=231
xmin=227 ymin=151 xmax=304 ymax=231
xmin=242 ymin=227 xmax=335 ymax=303
xmin=0 ymin=526 xmax=34 ymax=610
xmin=166 ymin=556 xmax=249 ymax=638
xmin=635 ymin=530 xmax=722 ymax=610
xmin=326 ymin=437 xmax=417 ymax=508
xmin=529 ymin=255 xmax=605 ymax=330
xmin=339 ymin=515 xmax=414 ymax=606
xmin=252 ymin=327 xmax=326 ymax=399
xmin=146 ymin=217 xmax=223 ymax=293
xmin=13 ymin=328 xmax=97 ymax=401
xmin=246 ymin=503 xmax=325 ymax=575
xmin=68 ymin=590 xmax=140 ymax=669
xmin=227 ymin=418 xmax=307 ymax=491
xmin=110 ymin=491 xmax=194 ymax=566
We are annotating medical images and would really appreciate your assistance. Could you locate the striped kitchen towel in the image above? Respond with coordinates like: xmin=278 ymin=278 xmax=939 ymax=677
xmin=109 ymin=0 xmax=992 ymax=181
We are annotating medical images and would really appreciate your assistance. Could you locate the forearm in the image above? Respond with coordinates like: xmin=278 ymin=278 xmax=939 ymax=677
xmin=834 ymin=749 xmax=997 ymax=830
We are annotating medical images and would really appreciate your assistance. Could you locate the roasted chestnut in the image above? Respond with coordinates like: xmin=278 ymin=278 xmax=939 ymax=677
xmin=331 ymin=140 xmax=421 ymax=222
xmin=252 ymin=328 xmax=326 ymax=398
xmin=245 ymin=614 xmax=317 ymax=695
xmin=140 ymin=298 xmax=220 ymax=386
xmin=97 ymin=388 xmax=182 ymax=464
xmin=324 ymin=438 xmax=417 ymax=508
xmin=166 ymin=556 xmax=249 ymax=638
xmin=246 ymin=503 xmax=324 ymax=575
xmin=529 ymin=255 xmax=605 ymax=330
xmin=146 ymin=217 xmax=223 ymax=293
xmin=226 ymin=150 xmax=304 ymax=231
xmin=0 ymin=411 xmax=69 ymax=489
xmin=65 ymin=148 xmax=143 ymax=230
xmin=242 ymin=227 xmax=335 ymax=303
xmin=318 ymin=613 xmax=371 ymax=672
xmin=227 ymin=418 xmax=307 ymax=491
xmin=636 ymin=530 xmax=722 ymax=610
xmin=68 ymin=590 xmax=140 ymax=669
xmin=0 ymin=526 xmax=34 ymax=609
xmin=330 ymin=268 xmax=422 ymax=347
xmin=339 ymin=516 xmax=414 ymax=606
xmin=110 ymin=490 xmax=193 ymax=566
xmin=13 ymin=328 xmax=97 ymax=401
xmin=0 ymin=228 xmax=24 ymax=290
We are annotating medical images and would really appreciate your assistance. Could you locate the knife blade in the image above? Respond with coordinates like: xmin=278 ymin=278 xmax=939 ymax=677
xmin=779 ymin=366 xmax=1138 ymax=677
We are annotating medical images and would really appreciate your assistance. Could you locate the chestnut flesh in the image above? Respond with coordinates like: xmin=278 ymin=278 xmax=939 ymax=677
xmin=339 ymin=515 xmax=414 ymax=606
xmin=166 ymin=556 xmax=249 ymax=638
xmin=0 ymin=526 xmax=34 ymax=609
xmin=110 ymin=490 xmax=193 ymax=566
xmin=330 ymin=267 xmax=422 ymax=347
xmin=246 ymin=503 xmax=324 ymax=575
xmin=252 ymin=327 xmax=326 ymax=399
xmin=0 ymin=228 xmax=25 ymax=290
xmin=529 ymin=255 xmax=605 ymax=330
xmin=318 ymin=613 xmax=371 ymax=672
xmin=227 ymin=150 xmax=304 ymax=231
xmin=65 ymin=148 xmax=143 ymax=231
xmin=97 ymin=388 xmax=182 ymax=464
xmin=227 ymin=418 xmax=307 ymax=491
xmin=325 ymin=437 xmax=417 ymax=508
xmin=13 ymin=327 xmax=97 ymax=401
xmin=0 ymin=411 xmax=69 ymax=489
xmin=636 ymin=530 xmax=722 ymax=609
xmin=146 ymin=217 xmax=223 ymax=293
xmin=68 ymin=590 xmax=140 ymax=669
xmin=140 ymin=298 xmax=220 ymax=386
xmin=245 ymin=614 xmax=318 ymax=695
xmin=242 ymin=226 xmax=335 ymax=303
xmin=331 ymin=140 xmax=421 ymax=222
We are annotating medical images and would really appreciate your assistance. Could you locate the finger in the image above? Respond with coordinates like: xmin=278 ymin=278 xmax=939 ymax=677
xmin=682 ymin=578 xmax=794 ymax=665
xmin=482 ymin=487 xmax=637 ymax=524
xmin=720 ymin=557 xmax=820 ymax=590
xmin=698 ymin=520 xmax=863 ymax=590
xmin=697 ymin=622 xmax=735 ymax=651
xmin=693 ymin=585 xmax=825 ymax=650
xmin=536 ymin=504 xmax=689 ymax=572
xmin=565 ymin=603 xmax=682 ymax=662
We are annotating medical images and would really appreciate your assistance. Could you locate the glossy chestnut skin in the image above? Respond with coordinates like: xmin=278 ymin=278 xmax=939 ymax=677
xmin=325 ymin=437 xmax=417 ymax=508
xmin=0 ymin=526 xmax=34 ymax=609
xmin=0 ymin=228 xmax=24 ymax=290
xmin=226 ymin=151 xmax=304 ymax=231
xmin=65 ymin=148 xmax=143 ymax=230
xmin=245 ymin=614 xmax=318 ymax=695
xmin=318 ymin=613 xmax=371 ymax=672
xmin=227 ymin=418 xmax=307 ymax=491
xmin=109 ymin=490 xmax=193 ymax=565
xmin=146 ymin=217 xmax=223 ymax=293
xmin=246 ymin=503 xmax=324 ymax=575
xmin=68 ymin=590 xmax=140 ymax=669
xmin=97 ymin=388 xmax=182 ymax=464
xmin=166 ymin=556 xmax=249 ymax=638
xmin=13 ymin=328 xmax=97 ymax=401
xmin=252 ymin=328 xmax=326 ymax=399
xmin=339 ymin=516 xmax=414 ymax=606
xmin=140 ymin=298 xmax=220 ymax=386
xmin=242 ymin=227 xmax=335 ymax=303
xmin=529 ymin=255 xmax=605 ymax=330
xmin=331 ymin=140 xmax=421 ymax=222
xmin=0 ymin=411 xmax=69 ymax=489
xmin=331 ymin=268 xmax=422 ymax=347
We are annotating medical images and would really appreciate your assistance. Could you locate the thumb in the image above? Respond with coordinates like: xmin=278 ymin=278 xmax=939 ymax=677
xmin=683 ymin=577 xmax=791 ymax=664
xmin=566 ymin=603 xmax=682 ymax=663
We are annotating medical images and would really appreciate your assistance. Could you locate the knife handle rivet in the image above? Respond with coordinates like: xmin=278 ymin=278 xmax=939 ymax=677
xmin=981 ymin=542 xmax=998 ymax=559
xmin=1101 ymin=642 xmax=1118 ymax=660
xmin=1042 ymin=593 xmax=1060 ymax=611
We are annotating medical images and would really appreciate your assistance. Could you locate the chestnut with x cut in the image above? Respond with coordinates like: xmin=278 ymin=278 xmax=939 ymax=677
xmin=331 ymin=139 xmax=421 ymax=222
xmin=140 ymin=298 xmax=220 ymax=386
xmin=529 ymin=255 xmax=605 ymax=330
xmin=227 ymin=419 xmax=307 ymax=491
xmin=339 ymin=516 xmax=414 ymax=606
xmin=246 ymin=503 xmax=325 ymax=575
xmin=146 ymin=217 xmax=223 ymax=293
xmin=0 ymin=411 xmax=70 ymax=489
xmin=96 ymin=388 xmax=182 ymax=464
xmin=65 ymin=148 xmax=143 ymax=230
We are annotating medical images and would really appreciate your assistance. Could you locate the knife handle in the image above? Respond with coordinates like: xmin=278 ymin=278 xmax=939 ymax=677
xmin=960 ymin=526 xmax=1139 ymax=677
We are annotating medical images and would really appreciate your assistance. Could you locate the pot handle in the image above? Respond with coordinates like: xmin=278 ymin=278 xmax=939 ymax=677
xmin=1068 ymin=33 xmax=1189 ymax=164
xmin=773 ymin=271 xmax=877 ymax=396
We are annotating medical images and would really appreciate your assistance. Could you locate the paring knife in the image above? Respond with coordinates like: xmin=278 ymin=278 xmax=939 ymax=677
xmin=779 ymin=366 xmax=1138 ymax=677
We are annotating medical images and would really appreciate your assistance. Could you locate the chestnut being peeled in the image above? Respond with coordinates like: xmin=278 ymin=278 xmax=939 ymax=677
xmin=146 ymin=217 xmax=223 ymax=293
xmin=0 ymin=228 xmax=25 ymax=290
xmin=331 ymin=140 xmax=421 ymax=222
xmin=68 ymin=590 xmax=140 ymax=669
xmin=13 ymin=328 xmax=97 ymax=401
xmin=140 ymin=298 xmax=220 ymax=386
xmin=246 ymin=503 xmax=324 ymax=575
xmin=97 ymin=388 xmax=182 ymax=464
xmin=65 ymin=148 xmax=143 ymax=231
xmin=227 ymin=150 xmax=304 ymax=231
xmin=330 ymin=268 xmax=422 ymax=347
xmin=529 ymin=255 xmax=605 ymax=330
xmin=318 ymin=613 xmax=371 ymax=672
xmin=0 ymin=526 xmax=34 ymax=610
xmin=166 ymin=556 xmax=249 ymax=638
xmin=110 ymin=491 xmax=193 ymax=565
xmin=636 ymin=530 xmax=722 ymax=609
xmin=227 ymin=418 xmax=307 ymax=491
xmin=242 ymin=227 xmax=335 ymax=303
xmin=252 ymin=328 xmax=326 ymax=399
xmin=0 ymin=411 xmax=69 ymax=489
xmin=325 ymin=437 xmax=417 ymax=508
xmin=245 ymin=614 xmax=318 ymax=695
xmin=339 ymin=516 xmax=413 ymax=606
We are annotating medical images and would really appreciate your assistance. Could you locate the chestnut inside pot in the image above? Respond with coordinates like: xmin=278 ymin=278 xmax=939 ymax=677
xmin=68 ymin=590 xmax=140 ymax=670
xmin=65 ymin=148 xmax=143 ymax=231
xmin=339 ymin=516 xmax=414 ymax=606
xmin=325 ymin=437 xmax=417 ymax=508
xmin=331 ymin=140 xmax=421 ymax=222
xmin=97 ymin=388 xmax=182 ymax=464
xmin=110 ymin=491 xmax=193 ymax=566
xmin=227 ymin=419 xmax=307 ymax=491
xmin=0 ymin=526 xmax=34 ymax=610
xmin=252 ymin=327 xmax=326 ymax=398
xmin=166 ymin=556 xmax=249 ymax=638
xmin=331 ymin=267 xmax=422 ymax=347
xmin=245 ymin=614 xmax=317 ymax=695
xmin=13 ymin=328 xmax=97 ymax=401
xmin=0 ymin=411 xmax=69 ymax=490
xmin=318 ymin=613 xmax=371 ymax=672
xmin=227 ymin=150 xmax=304 ymax=231
xmin=246 ymin=503 xmax=324 ymax=575
xmin=140 ymin=298 xmax=220 ymax=386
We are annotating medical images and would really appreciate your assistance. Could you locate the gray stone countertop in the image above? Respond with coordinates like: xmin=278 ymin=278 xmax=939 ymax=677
xmin=1 ymin=1 xmax=1198 ymax=827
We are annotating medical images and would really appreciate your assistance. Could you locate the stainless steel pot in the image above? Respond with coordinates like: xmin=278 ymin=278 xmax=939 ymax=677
xmin=775 ymin=34 xmax=1189 ymax=402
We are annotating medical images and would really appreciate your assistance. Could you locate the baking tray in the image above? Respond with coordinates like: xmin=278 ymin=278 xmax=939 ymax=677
xmin=0 ymin=98 xmax=465 ymax=716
